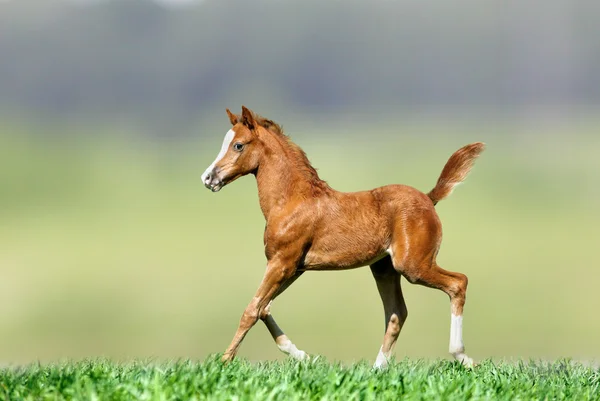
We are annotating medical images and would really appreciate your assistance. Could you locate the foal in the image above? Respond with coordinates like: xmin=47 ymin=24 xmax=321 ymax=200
xmin=201 ymin=106 xmax=485 ymax=368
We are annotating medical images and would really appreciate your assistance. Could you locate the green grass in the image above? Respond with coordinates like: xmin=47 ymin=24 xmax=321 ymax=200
xmin=1 ymin=356 xmax=599 ymax=400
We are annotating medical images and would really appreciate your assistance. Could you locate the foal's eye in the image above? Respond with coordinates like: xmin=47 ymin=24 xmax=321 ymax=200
xmin=233 ymin=143 xmax=244 ymax=152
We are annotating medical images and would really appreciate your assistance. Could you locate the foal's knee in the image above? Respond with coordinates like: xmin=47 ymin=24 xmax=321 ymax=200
xmin=242 ymin=298 xmax=274 ymax=325
xmin=241 ymin=303 xmax=261 ymax=327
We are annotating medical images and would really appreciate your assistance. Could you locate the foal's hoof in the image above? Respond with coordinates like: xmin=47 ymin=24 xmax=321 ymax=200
xmin=453 ymin=353 xmax=475 ymax=369
xmin=296 ymin=351 xmax=318 ymax=363
xmin=373 ymin=361 xmax=389 ymax=370
xmin=294 ymin=352 xmax=320 ymax=364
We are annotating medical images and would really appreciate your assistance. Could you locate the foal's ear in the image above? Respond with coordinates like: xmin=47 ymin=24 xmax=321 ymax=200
xmin=225 ymin=108 xmax=238 ymax=126
xmin=241 ymin=105 xmax=256 ymax=130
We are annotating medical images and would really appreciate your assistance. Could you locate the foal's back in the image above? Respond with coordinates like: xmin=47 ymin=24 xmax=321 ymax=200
xmin=303 ymin=184 xmax=440 ymax=271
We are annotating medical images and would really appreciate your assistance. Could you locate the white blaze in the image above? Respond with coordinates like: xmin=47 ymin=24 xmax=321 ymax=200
xmin=201 ymin=129 xmax=235 ymax=183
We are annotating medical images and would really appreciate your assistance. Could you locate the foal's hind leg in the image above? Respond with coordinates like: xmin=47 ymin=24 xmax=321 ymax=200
xmin=370 ymin=256 xmax=408 ymax=369
xmin=403 ymin=261 xmax=474 ymax=367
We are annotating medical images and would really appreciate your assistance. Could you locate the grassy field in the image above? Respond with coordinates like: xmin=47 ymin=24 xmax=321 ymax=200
xmin=1 ymin=356 xmax=599 ymax=400
xmin=0 ymin=116 xmax=599 ymax=367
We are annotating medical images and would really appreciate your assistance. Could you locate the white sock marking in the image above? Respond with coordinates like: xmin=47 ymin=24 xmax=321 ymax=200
xmin=449 ymin=313 xmax=474 ymax=367
xmin=449 ymin=313 xmax=464 ymax=354
xmin=201 ymin=129 xmax=235 ymax=183
xmin=277 ymin=338 xmax=307 ymax=360
xmin=373 ymin=346 xmax=390 ymax=369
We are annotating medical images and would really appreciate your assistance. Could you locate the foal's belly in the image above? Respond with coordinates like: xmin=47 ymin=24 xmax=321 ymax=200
xmin=302 ymin=228 xmax=390 ymax=271
xmin=302 ymin=249 xmax=389 ymax=271
xmin=300 ymin=189 xmax=395 ymax=271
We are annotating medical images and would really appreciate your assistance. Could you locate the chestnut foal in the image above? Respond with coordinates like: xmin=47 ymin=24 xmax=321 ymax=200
xmin=202 ymin=106 xmax=485 ymax=368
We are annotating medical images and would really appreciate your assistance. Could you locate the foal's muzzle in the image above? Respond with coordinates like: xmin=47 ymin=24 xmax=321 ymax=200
xmin=201 ymin=167 xmax=224 ymax=192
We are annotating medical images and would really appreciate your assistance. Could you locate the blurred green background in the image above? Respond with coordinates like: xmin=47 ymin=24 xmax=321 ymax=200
xmin=1 ymin=0 xmax=599 ymax=365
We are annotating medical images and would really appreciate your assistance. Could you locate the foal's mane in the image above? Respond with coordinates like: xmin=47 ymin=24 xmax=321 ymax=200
xmin=248 ymin=112 xmax=331 ymax=194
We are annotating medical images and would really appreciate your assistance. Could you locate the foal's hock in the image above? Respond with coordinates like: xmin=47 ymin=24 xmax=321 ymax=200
xmin=201 ymin=106 xmax=485 ymax=368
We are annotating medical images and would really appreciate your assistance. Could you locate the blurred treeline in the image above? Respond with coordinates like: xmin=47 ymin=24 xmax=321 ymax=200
xmin=1 ymin=0 xmax=599 ymax=133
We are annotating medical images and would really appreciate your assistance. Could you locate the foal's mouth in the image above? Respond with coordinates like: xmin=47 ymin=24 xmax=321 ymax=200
xmin=203 ymin=179 xmax=223 ymax=192
xmin=208 ymin=182 xmax=223 ymax=192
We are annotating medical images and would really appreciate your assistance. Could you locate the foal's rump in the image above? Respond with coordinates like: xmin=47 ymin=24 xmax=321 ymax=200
xmin=375 ymin=184 xmax=443 ymax=265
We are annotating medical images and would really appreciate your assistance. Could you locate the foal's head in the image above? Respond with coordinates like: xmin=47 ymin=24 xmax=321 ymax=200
xmin=201 ymin=106 xmax=266 ymax=192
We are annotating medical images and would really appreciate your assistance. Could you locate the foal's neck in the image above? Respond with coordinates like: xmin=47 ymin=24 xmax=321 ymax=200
xmin=255 ymin=154 xmax=307 ymax=219
xmin=254 ymin=139 xmax=328 ymax=219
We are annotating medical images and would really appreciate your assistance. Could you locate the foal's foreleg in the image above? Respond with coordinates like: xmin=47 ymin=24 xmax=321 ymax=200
xmin=370 ymin=257 xmax=408 ymax=369
xmin=262 ymin=271 xmax=308 ymax=360
xmin=221 ymin=261 xmax=296 ymax=363
xmin=263 ymin=314 xmax=308 ymax=360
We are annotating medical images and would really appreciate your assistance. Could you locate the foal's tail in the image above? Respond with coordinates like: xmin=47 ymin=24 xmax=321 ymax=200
xmin=427 ymin=142 xmax=485 ymax=206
